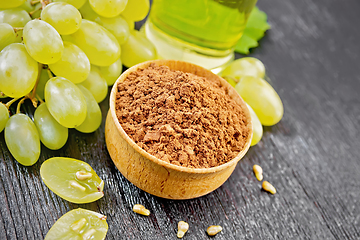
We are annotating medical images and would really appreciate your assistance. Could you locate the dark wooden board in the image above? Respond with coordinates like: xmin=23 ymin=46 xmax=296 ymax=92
xmin=1 ymin=0 xmax=360 ymax=239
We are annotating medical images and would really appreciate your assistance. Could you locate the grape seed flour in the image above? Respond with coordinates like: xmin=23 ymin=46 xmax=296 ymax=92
xmin=115 ymin=64 xmax=250 ymax=168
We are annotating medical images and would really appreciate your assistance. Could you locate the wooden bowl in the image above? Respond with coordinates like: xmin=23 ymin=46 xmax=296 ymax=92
xmin=105 ymin=60 xmax=252 ymax=200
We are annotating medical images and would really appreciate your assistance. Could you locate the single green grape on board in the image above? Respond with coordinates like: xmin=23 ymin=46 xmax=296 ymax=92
xmin=45 ymin=208 xmax=108 ymax=240
xmin=235 ymin=76 xmax=283 ymax=126
xmin=246 ymin=103 xmax=263 ymax=146
xmin=221 ymin=57 xmax=265 ymax=80
xmin=40 ymin=157 xmax=104 ymax=203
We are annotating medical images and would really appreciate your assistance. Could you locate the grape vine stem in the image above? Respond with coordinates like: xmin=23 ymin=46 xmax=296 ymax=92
xmin=16 ymin=97 xmax=27 ymax=114
xmin=31 ymin=63 xmax=43 ymax=101
xmin=5 ymin=98 xmax=19 ymax=109
xmin=13 ymin=28 xmax=23 ymax=33
xmin=30 ymin=0 xmax=40 ymax=5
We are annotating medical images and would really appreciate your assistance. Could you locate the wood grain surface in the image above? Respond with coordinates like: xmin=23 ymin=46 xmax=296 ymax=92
xmin=1 ymin=0 xmax=360 ymax=239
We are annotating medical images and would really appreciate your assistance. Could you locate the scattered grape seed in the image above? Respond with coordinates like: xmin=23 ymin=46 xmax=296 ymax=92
xmin=132 ymin=204 xmax=150 ymax=216
xmin=253 ymin=164 xmax=263 ymax=181
xmin=177 ymin=221 xmax=189 ymax=238
xmin=76 ymin=170 xmax=93 ymax=180
xmin=69 ymin=180 xmax=86 ymax=192
xmin=206 ymin=225 xmax=222 ymax=236
xmin=262 ymin=181 xmax=276 ymax=194
xmin=70 ymin=218 xmax=87 ymax=233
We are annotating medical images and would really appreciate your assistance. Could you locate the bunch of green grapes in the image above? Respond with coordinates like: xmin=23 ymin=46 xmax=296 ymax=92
xmin=220 ymin=57 xmax=284 ymax=146
xmin=0 ymin=0 xmax=157 ymax=166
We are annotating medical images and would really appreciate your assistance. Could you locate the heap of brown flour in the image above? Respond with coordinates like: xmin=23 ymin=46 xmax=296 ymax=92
xmin=115 ymin=64 xmax=250 ymax=168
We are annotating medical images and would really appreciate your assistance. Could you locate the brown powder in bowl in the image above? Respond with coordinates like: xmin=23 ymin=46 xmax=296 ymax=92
xmin=115 ymin=64 xmax=250 ymax=168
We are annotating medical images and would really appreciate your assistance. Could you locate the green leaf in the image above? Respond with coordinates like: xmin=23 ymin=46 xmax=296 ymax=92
xmin=246 ymin=7 xmax=271 ymax=32
xmin=235 ymin=7 xmax=270 ymax=54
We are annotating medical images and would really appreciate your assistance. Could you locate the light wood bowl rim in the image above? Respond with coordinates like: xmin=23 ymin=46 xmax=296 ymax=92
xmin=109 ymin=59 xmax=252 ymax=174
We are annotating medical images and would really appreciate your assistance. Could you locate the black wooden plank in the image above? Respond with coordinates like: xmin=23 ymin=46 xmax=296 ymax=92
xmin=1 ymin=0 xmax=360 ymax=239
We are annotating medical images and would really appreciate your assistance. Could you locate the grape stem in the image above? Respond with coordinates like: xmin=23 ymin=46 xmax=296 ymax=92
xmin=31 ymin=63 xmax=43 ymax=101
xmin=40 ymin=0 xmax=50 ymax=8
xmin=30 ymin=0 xmax=40 ymax=5
xmin=16 ymin=97 xmax=28 ymax=114
xmin=47 ymin=68 xmax=53 ymax=78
xmin=36 ymin=95 xmax=44 ymax=104
xmin=29 ymin=8 xmax=42 ymax=16
xmin=5 ymin=98 xmax=19 ymax=109
xmin=13 ymin=28 xmax=24 ymax=33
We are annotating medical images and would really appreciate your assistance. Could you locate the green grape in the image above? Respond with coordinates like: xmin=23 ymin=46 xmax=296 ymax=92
xmin=222 ymin=76 xmax=237 ymax=88
xmin=19 ymin=0 xmax=36 ymax=12
xmin=221 ymin=57 xmax=266 ymax=80
xmin=75 ymin=85 xmax=102 ymax=133
xmin=89 ymin=0 xmax=128 ymax=18
xmin=95 ymin=15 xmax=130 ymax=44
xmin=122 ymin=15 xmax=134 ymax=31
xmin=5 ymin=113 xmax=40 ymax=166
xmin=0 ymin=0 xmax=26 ymax=9
xmin=35 ymin=68 xmax=51 ymax=100
xmin=48 ymin=41 xmax=90 ymax=84
xmin=235 ymin=76 xmax=283 ymax=126
xmin=23 ymin=19 xmax=64 ymax=64
xmin=0 ymin=103 xmax=9 ymax=133
xmin=121 ymin=30 xmax=157 ymax=68
xmin=0 ymin=7 xmax=31 ymax=42
xmin=0 ymin=92 xmax=8 ymax=98
xmin=0 ymin=43 xmax=38 ymax=98
xmin=34 ymin=103 xmax=68 ymax=150
xmin=64 ymin=20 xmax=120 ymax=67
xmin=40 ymin=157 xmax=104 ymax=203
xmin=45 ymin=208 xmax=108 ymax=240
xmin=0 ymin=8 xmax=32 ymax=27
xmin=246 ymin=103 xmax=263 ymax=146
xmin=41 ymin=2 xmax=82 ymax=35
xmin=52 ymin=0 xmax=87 ymax=9
xmin=79 ymin=66 xmax=108 ymax=103
xmin=45 ymin=77 xmax=87 ymax=128
xmin=121 ymin=0 xmax=149 ymax=22
xmin=0 ymin=23 xmax=16 ymax=51
xmin=99 ymin=58 xmax=122 ymax=86
xmin=78 ymin=0 xmax=98 ymax=21
xmin=29 ymin=3 xmax=42 ymax=19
